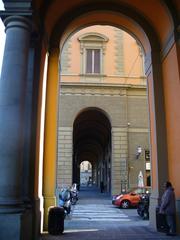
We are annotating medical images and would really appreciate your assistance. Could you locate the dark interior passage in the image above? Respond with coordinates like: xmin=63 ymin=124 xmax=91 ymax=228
xmin=73 ymin=108 xmax=111 ymax=193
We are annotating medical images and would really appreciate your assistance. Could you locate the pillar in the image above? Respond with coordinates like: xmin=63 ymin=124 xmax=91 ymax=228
xmin=43 ymin=48 xmax=59 ymax=230
xmin=161 ymin=34 xmax=180 ymax=231
xmin=57 ymin=127 xmax=73 ymax=189
xmin=0 ymin=16 xmax=32 ymax=240
xmin=145 ymin=50 xmax=168 ymax=230
xmin=111 ymin=127 xmax=128 ymax=195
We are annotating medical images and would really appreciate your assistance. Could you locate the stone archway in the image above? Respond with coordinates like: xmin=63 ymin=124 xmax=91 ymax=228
xmin=43 ymin=9 xmax=169 ymax=230
xmin=0 ymin=1 xmax=179 ymax=239
xmin=73 ymin=108 xmax=112 ymax=193
xmin=79 ymin=161 xmax=93 ymax=187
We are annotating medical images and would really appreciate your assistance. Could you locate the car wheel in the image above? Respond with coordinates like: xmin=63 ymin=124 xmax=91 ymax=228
xmin=121 ymin=200 xmax=130 ymax=209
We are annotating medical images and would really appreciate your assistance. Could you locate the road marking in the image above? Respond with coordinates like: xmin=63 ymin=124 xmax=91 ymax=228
xmin=68 ymin=203 xmax=131 ymax=222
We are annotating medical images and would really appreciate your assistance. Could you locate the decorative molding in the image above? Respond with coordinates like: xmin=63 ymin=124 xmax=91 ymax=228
xmin=128 ymin=128 xmax=149 ymax=133
xmin=60 ymin=82 xmax=147 ymax=88
xmin=60 ymin=83 xmax=147 ymax=97
xmin=114 ymin=28 xmax=124 ymax=75
xmin=78 ymin=32 xmax=109 ymax=42
xmin=0 ymin=1 xmax=32 ymax=20
xmin=3 ymin=15 xmax=32 ymax=32
xmin=3 ymin=1 xmax=32 ymax=10
xmin=60 ymin=39 xmax=72 ymax=74
xmin=78 ymin=32 xmax=109 ymax=75
xmin=161 ymin=30 xmax=175 ymax=61
xmin=144 ymin=51 xmax=152 ymax=75
xmin=79 ymin=74 xmax=105 ymax=83
xmin=61 ymin=73 xmax=146 ymax=79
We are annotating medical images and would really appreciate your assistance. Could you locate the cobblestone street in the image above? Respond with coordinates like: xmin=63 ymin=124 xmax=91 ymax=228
xmin=41 ymin=187 xmax=180 ymax=240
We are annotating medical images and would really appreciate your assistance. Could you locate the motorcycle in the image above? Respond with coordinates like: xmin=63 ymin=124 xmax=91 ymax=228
xmin=58 ymin=188 xmax=72 ymax=214
xmin=70 ymin=183 xmax=79 ymax=205
xmin=137 ymin=193 xmax=149 ymax=220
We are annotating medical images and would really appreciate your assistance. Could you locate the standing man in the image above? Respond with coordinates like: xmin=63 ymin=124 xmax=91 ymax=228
xmin=100 ymin=181 xmax=104 ymax=193
xmin=159 ymin=181 xmax=176 ymax=236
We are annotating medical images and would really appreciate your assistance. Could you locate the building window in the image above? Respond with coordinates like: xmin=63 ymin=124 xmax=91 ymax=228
xmin=78 ymin=33 xmax=108 ymax=77
xmin=86 ymin=49 xmax=100 ymax=74
xmin=145 ymin=150 xmax=150 ymax=161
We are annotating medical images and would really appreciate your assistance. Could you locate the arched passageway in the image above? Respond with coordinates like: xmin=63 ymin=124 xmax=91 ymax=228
xmin=0 ymin=1 xmax=179 ymax=239
xmin=73 ymin=108 xmax=111 ymax=193
xmin=41 ymin=4 xmax=180 ymax=232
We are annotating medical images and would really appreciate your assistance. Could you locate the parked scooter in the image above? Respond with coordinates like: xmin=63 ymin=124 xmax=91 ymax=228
xmin=70 ymin=183 xmax=79 ymax=205
xmin=58 ymin=188 xmax=72 ymax=214
xmin=137 ymin=193 xmax=149 ymax=220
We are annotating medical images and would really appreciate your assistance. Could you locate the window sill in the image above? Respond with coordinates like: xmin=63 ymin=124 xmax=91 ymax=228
xmin=80 ymin=74 xmax=106 ymax=77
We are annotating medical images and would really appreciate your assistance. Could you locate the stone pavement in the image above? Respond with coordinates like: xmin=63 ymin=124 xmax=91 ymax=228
xmin=41 ymin=186 xmax=180 ymax=240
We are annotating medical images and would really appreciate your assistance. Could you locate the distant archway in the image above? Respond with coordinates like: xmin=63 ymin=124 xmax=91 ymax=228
xmin=73 ymin=107 xmax=111 ymax=193
xmin=80 ymin=161 xmax=92 ymax=186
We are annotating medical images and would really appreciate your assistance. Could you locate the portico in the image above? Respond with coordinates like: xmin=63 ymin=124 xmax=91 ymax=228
xmin=0 ymin=1 xmax=179 ymax=239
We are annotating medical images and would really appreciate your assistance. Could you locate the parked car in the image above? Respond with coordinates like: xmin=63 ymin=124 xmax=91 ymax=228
xmin=112 ymin=187 xmax=151 ymax=209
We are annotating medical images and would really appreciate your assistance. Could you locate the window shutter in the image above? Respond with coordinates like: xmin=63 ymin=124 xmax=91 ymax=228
xmin=94 ymin=49 xmax=100 ymax=73
xmin=86 ymin=49 xmax=92 ymax=73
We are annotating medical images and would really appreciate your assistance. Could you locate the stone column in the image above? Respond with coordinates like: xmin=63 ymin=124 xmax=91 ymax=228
xmin=43 ymin=48 xmax=59 ymax=230
xmin=145 ymin=50 xmax=168 ymax=230
xmin=57 ymin=127 xmax=73 ymax=189
xmin=111 ymin=127 xmax=128 ymax=195
xmin=0 ymin=16 xmax=32 ymax=239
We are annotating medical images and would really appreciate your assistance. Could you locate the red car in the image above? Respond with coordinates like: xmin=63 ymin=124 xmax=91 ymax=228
xmin=112 ymin=187 xmax=151 ymax=209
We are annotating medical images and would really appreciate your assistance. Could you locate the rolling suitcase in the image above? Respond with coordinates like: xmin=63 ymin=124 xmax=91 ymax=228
xmin=48 ymin=207 xmax=65 ymax=235
xmin=156 ymin=208 xmax=169 ymax=233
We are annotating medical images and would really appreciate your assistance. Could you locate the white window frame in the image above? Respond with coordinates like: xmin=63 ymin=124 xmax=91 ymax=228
xmin=85 ymin=48 xmax=102 ymax=74
xmin=78 ymin=33 xmax=109 ymax=76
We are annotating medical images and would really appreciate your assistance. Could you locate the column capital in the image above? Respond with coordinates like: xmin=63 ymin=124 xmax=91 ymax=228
xmin=48 ymin=47 xmax=59 ymax=56
xmin=0 ymin=4 xmax=33 ymax=23
xmin=3 ymin=0 xmax=32 ymax=11
xmin=4 ymin=15 xmax=32 ymax=32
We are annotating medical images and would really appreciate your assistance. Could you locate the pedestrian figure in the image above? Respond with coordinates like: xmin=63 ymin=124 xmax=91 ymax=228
xmin=159 ymin=181 xmax=176 ymax=236
xmin=138 ymin=170 xmax=144 ymax=187
xmin=100 ymin=181 xmax=104 ymax=193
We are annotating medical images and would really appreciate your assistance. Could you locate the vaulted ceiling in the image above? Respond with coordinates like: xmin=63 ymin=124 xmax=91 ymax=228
xmin=2 ymin=0 xmax=179 ymax=52
xmin=31 ymin=0 xmax=179 ymax=49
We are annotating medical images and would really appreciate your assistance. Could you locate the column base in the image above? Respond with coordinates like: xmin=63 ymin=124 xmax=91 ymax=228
xmin=0 ymin=209 xmax=32 ymax=240
xmin=0 ymin=198 xmax=41 ymax=240
xmin=176 ymin=198 xmax=180 ymax=234
xmin=43 ymin=196 xmax=56 ymax=231
xmin=33 ymin=198 xmax=41 ymax=240
xmin=149 ymin=191 xmax=160 ymax=230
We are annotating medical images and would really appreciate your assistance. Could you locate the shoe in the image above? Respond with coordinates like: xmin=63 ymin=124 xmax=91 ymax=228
xmin=166 ymin=233 xmax=176 ymax=236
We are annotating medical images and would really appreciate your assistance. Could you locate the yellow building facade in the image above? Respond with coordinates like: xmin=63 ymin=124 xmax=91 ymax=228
xmin=57 ymin=25 xmax=150 ymax=196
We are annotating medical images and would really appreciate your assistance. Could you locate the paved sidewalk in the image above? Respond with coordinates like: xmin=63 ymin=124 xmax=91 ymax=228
xmin=41 ymin=186 xmax=180 ymax=240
